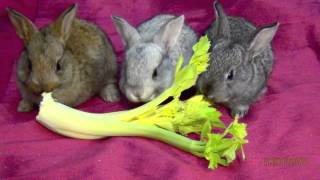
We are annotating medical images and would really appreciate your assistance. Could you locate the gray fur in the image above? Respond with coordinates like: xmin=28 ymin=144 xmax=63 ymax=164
xmin=8 ymin=4 xmax=120 ymax=112
xmin=197 ymin=1 xmax=279 ymax=118
xmin=113 ymin=14 xmax=198 ymax=102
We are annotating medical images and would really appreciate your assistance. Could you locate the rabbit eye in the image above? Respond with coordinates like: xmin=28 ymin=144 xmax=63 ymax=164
xmin=56 ymin=61 xmax=61 ymax=72
xmin=226 ymin=70 xmax=234 ymax=80
xmin=28 ymin=61 xmax=32 ymax=71
xmin=152 ymin=69 xmax=158 ymax=79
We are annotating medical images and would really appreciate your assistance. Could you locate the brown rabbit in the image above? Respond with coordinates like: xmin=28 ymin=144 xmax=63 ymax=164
xmin=7 ymin=4 xmax=120 ymax=112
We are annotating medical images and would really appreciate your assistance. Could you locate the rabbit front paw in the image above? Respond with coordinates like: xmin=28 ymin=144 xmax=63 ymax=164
xmin=18 ymin=99 xmax=34 ymax=112
xmin=100 ymin=84 xmax=120 ymax=102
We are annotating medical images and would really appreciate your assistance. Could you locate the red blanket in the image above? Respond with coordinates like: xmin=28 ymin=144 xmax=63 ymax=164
xmin=0 ymin=0 xmax=319 ymax=179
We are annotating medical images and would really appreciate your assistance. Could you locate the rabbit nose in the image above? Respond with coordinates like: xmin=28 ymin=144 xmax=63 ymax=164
xmin=43 ymin=77 xmax=60 ymax=92
xmin=132 ymin=91 xmax=153 ymax=102
xmin=126 ymin=87 xmax=155 ymax=103
xmin=208 ymin=94 xmax=215 ymax=100
xmin=29 ymin=78 xmax=42 ymax=93
xmin=133 ymin=92 xmax=143 ymax=101
xmin=127 ymin=93 xmax=140 ymax=103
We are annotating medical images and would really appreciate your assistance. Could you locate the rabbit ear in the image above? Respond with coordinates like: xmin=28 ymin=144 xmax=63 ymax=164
xmin=7 ymin=8 xmax=39 ymax=44
xmin=53 ymin=4 xmax=77 ymax=42
xmin=213 ymin=1 xmax=230 ymax=39
xmin=153 ymin=15 xmax=184 ymax=50
xmin=112 ymin=16 xmax=141 ymax=48
xmin=248 ymin=22 xmax=279 ymax=56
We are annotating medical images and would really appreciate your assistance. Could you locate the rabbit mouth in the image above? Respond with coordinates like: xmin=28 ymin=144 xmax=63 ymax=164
xmin=126 ymin=91 xmax=157 ymax=103
xmin=27 ymin=82 xmax=43 ymax=95
xmin=207 ymin=94 xmax=230 ymax=104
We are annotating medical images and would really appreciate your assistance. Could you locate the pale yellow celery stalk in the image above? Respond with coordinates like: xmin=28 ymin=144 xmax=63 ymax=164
xmin=36 ymin=93 xmax=248 ymax=168
xmin=37 ymin=93 xmax=205 ymax=155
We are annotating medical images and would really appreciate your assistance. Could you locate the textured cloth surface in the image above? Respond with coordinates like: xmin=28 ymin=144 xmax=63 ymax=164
xmin=0 ymin=0 xmax=319 ymax=179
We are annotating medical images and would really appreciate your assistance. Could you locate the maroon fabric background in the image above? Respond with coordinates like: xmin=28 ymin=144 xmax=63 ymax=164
xmin=0 ymin=0 xmax=319 ymax=179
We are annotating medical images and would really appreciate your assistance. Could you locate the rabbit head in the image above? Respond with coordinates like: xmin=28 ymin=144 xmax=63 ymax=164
xmin=7 ymin=4 xmax=77 ymax=94
xmin=198 ymin=2 xmax=279 ymax=109
xmin=112 ymin=15 xmax=185 ymax=102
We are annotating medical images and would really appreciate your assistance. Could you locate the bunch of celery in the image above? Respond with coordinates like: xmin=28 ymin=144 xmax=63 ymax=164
xmin=36 ymin=36 xmax=248 ymax=169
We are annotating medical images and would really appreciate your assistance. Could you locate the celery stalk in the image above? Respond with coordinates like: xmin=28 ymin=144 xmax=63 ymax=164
xmin=37 ymin=93 xmax=205 ymax=155
xmin=37 ymin=93 xmax=247 ymax=167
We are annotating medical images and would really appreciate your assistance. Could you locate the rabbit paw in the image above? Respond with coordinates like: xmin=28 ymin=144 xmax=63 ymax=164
xmin=18 ymin=99 xmax=34 ymax=112
xmin=231 ymin=105 xmax=249 ymax=118
xmin=100 ymin=84 xmax=120 ymax=102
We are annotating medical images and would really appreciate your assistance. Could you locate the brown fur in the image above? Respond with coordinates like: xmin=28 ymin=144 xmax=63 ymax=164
xmin=8 ymin=4 xmax=119 ymax=112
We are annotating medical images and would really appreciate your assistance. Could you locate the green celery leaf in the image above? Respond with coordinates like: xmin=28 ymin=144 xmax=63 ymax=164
xmin=227 ymin=120 xmax=248 ymax=140
xmin=171 ymin=95 xmax=224 ymax=136
xmin=204 ymin=118 xmax=249 ymax=169
xmin=200 ymin=120 xmax=212 ymax=141
xmin=206 ymin=153 xmax=220 ymax=169
xmin=222 ymin=144 xmax=238 ymax=163
xmin=189 ymin=36 xmax=211 ymax=75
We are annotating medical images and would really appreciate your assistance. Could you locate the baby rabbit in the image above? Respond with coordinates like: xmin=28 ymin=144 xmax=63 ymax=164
xmin=197 ymin=1 xmax=279 ymax=118
xmin=112 ymin=15 xmax=197 ymax=102
xmin=8 ymin=4 xmax=119 ymax=112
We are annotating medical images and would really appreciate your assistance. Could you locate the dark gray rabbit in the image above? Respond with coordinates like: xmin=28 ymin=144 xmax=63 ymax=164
xmin=8 ymin=4 xmax=120 ymax=112
xmin=197 ymin=1 xmax=279 ymax=118
xmin=112 ymin=15 xmax=198 ymax=102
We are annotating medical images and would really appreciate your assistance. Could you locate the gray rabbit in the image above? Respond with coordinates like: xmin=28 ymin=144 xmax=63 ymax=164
xmin=112 ymin=15 xmax=198 ymax=102
xmin=197 ymin=1 xmax=279 ymax=118
xmin=8 ymin=4 xmax=120 ymax=112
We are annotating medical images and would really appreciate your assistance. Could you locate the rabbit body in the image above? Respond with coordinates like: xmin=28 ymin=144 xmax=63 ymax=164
xmin=9 ymin=4 xmax=119 ymax=112
xmin=197 ymin=2 xmax=279 ymax=118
